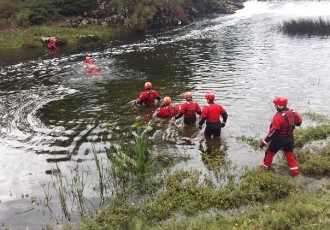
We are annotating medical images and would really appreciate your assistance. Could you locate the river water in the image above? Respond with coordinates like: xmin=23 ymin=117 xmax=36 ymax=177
xmin=1 ymin=0 xmax=330 ymax=229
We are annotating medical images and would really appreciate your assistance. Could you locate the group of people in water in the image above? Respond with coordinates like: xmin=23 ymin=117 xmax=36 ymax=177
xmin=134 ymin=81 xmax=302 ymax=176
xmin=133 ymin=81 xmax=228 ymax=138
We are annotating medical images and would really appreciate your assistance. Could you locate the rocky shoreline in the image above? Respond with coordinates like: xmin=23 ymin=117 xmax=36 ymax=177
xmin=66 ymin=0 xmax=245 ymax=31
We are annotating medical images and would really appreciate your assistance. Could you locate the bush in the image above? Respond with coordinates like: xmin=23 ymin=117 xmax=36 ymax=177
xmin=56 ymin=0 xmax=96 ymax=16
xmin=15 ymin=9 xmax=32 ymax=27
xmin=28 ymin=0 xmax=60 ymax=25
xmin=0 ymin=0 xmax=21 ymax=19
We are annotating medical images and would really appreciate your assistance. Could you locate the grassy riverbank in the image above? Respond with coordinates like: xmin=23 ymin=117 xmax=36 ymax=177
xmin=0 ymin=22 xmax=127 ymax=49
xmin=60 ymin=117 xmax=330 ymax=230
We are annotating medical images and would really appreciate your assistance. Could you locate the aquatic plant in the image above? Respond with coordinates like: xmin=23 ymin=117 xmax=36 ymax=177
xmin=53 ymin=165 xmax=71 ymax=221
xmin=133 ymin=123 xmax=152 ymax=180
xmin=280 ymin=17 xmax=330 ymax=36
xmin=92 ymin=145 xmax=106 ymax=203
xmin=236 ymin=134 xmax=261 ymax=151
xmin=294 ymin=124 xmax=330 ymax=148
xmin=69 ymin=165 xmax=91 ymax=218
xmin=303 ymin=110 xmax=330 ymax=123
xmin=240 ymin=169 xmax=296 ymax=202
xmin=296 ymin=142 xmax=330 ymax=178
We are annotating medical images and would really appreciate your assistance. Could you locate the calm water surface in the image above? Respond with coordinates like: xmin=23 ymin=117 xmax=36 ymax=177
xmin=1 ymin=0 xmax=330 ymax=228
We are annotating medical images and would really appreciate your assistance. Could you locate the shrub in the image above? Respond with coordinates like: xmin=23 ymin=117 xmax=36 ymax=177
xmin=15 ymin=9 xmax=32 ymax=27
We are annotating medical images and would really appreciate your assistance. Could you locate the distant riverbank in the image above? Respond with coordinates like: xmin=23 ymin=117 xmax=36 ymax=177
xmin=0 ymin=0 xmax=244 ymax=50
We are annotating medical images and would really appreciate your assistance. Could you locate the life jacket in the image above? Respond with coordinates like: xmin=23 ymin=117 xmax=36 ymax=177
xmin=184 ymin=101 xmax=197 ymax=118
xmin=145 ymin=90 xmax=155 ymax=106
xmin=206 ymin=104 xmax=221 ymax=123
xmin=165 ymin=105 xmax=176 ymax=117
xmin=278 ymin=110 xmax=297 ymax=137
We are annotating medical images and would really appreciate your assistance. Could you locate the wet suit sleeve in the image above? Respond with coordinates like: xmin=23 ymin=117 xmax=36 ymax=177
xmin=264 ymin=129 xmax=279 ymax=142
xmin=175 ymin=112 xmax=184 ymax=120
xmin=221 ymin=111 xmax=228 ymax=123
xmin=295 ymin=112 xmax=302 ymax=126
xmin=198 ymin=117 xmax=206 ymax=126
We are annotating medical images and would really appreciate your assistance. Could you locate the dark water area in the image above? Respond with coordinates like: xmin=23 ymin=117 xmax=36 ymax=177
xmin=1 ymin=0 xmax=330 ymax=229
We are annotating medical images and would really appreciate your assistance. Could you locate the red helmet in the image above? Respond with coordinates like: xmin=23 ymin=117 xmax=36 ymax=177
xmin=163 ymin=96 xmax=171 ymax=105
xmin=205 ymin=93 xmax=215 ymax=101
xmin=145 ymin=82 xmax=152 ymax=89
xmin=183 ymin=92 xmax=192 ymax=99
xmin=273 ymin=96 xmax=288 ymax=107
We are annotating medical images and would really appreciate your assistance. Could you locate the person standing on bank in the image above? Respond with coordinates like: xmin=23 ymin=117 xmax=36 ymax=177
xmin=156 ymin=96 xmax=179 ymax=118
xmin=259 ymin=96 xmax=302 ymax=176
xmin=134 ymin=82 xmax=161 ymax=106
xmin=174 ymin=92 xmax=201 ymax=125
xmin=198 ymin=93 xmax=227 ymax=138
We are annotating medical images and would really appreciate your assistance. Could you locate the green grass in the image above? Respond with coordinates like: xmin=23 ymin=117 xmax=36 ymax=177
xmin=148 ymin=192 xmax=330 ymax=230
xmin=73 ymin=168 xmax=300 ymax=230
xmin=0 ymin=23 xmax=126 ymax=49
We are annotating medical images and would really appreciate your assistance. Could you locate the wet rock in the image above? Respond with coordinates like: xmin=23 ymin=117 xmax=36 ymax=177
xmin=77 ymin=35 xmax=99 ymax=43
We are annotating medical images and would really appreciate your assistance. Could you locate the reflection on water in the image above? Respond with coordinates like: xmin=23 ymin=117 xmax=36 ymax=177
xmin=1 ymin=0 xmax=330 ymax=228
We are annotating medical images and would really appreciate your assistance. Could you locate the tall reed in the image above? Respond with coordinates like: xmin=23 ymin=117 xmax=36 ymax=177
xmin=92 ymin=145 xmax=105 ymax=203
xmin=280 ymin=17 xmax=330 ymax=35
xmin=53 ymin=164 xmax=71 ymax=220
xmin=134 ymin=125 xmax=152 ymax=180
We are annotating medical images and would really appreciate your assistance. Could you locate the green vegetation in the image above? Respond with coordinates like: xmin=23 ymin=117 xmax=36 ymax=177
xmin=280 ymin=17 xmax=330 ymax=36
xmin=0 ymin=24 xmax=124 ymax=49
xmin=0 ymin=0 xmax=240 ymax=49
xmin=76 ymin=169 xmax=301 ymax=230
xmin=236 ymin=133 xmax=261 ymax=151
xmin=38 ymin=113 xmax=330 ymax=229
xmin=145 ymin=192 xmax=330 ymax=230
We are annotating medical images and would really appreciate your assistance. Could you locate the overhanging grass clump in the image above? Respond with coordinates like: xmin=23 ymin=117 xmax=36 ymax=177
xmin=294 ymin=124 xmax=330 ymax=148
xmin=240 ymin=169 xmax=296 ymax=202
xmin=146 ymin=192 xmax=330 ymax=230
xmin=297 ymin=142 xmax=330 ymax=178
xmin=280 ymin=17 xmax=330 ymax=36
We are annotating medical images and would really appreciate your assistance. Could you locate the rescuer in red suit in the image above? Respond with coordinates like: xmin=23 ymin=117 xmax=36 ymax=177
xmin=134 ymin=82 xmax=161 ymax=106
xmin=156 ymin=96 xmax=179 ymax=118
xmin=84 ymin=56 xmax=95 ymax=64
xmin=259 ymin=96 xmax=302 ymax=176
xmin=174 ymin=92 xmax=201 ymax=125
xmin=198 ymin=93 xmax=227 ymax=138
xmin=86 ymin=64 xmax=101 ymax=75
xmin=48 ymin=37 xmax=58 ymax=50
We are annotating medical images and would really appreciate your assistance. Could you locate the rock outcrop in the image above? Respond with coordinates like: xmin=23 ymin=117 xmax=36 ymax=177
xmin=66 ymin=0 xmax=245 ymax=31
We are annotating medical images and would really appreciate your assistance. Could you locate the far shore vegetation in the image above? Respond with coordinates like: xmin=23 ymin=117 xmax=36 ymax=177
xmin=0 ymin=22 xmax=127 ymax=50
xmin=280 ymin=17 xmax=330 ymax=36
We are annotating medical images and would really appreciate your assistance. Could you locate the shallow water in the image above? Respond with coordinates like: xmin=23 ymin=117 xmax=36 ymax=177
xmin=1 ymin=0 xmax=330 ymax=228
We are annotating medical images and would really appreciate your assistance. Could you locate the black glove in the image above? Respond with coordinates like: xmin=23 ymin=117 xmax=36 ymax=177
xmin=259 ymin=140 xmax=267 ymax=149
xmin=221 ymin=122 xmax=226 ymax=128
